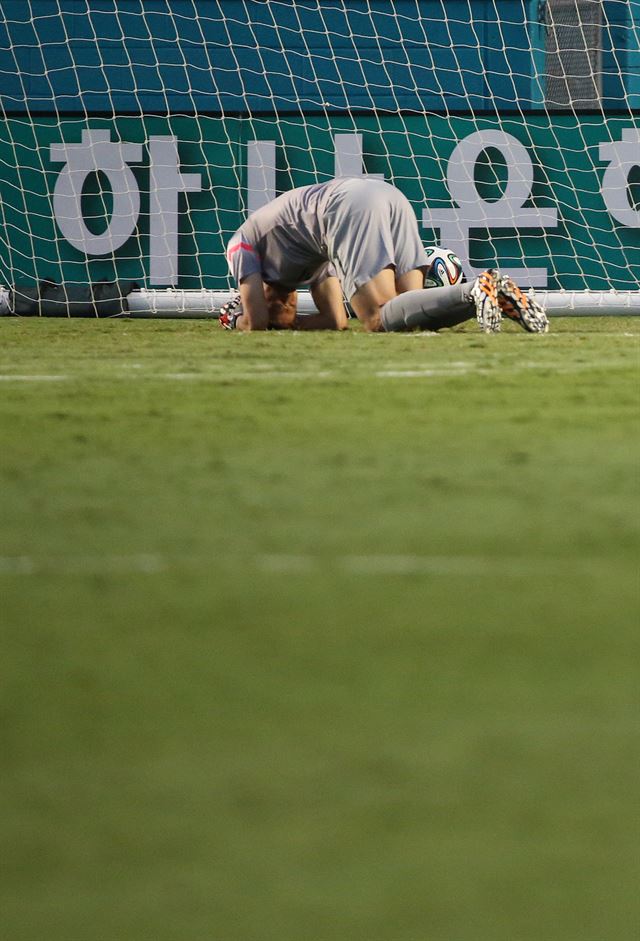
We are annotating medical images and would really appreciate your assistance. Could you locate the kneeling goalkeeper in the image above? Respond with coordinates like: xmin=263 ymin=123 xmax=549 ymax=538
xmin=223 ymin=177 xmax=548 ymax=334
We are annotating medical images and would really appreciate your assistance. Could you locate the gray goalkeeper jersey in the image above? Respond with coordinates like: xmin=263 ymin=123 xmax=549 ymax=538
xmin=227 ymin=177 xmax=428 ymax=301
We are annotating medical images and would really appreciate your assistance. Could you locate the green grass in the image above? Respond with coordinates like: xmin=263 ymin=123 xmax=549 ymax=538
xmin=1 ymin=316 xmax=638 ymax=941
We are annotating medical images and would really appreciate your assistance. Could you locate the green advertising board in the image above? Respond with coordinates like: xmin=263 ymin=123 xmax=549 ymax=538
xmin=0 ymin=115 xmax=638 ymax=292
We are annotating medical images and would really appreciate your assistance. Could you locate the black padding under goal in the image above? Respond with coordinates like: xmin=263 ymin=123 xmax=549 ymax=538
xmin=11 ymin=280 xmax=138 ymax=317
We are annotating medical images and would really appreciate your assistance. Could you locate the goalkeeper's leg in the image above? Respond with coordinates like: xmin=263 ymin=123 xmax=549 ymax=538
xmin=379 ymin=271 xmax=502 ymax=333
xmin=379 ymin=283 xmax=475 ymax=331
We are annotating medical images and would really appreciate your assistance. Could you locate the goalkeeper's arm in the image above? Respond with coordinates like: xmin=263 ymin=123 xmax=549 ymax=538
xmin=237 ymin=273 xmax=269 ymax=331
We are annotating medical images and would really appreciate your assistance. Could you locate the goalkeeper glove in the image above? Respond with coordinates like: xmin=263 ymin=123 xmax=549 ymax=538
xmin=219 ymin=292 xmax=242 ymax=329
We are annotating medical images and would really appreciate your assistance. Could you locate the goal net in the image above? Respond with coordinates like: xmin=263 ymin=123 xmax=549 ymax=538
xmin=0 ymin=0 xmax=639 ymax=316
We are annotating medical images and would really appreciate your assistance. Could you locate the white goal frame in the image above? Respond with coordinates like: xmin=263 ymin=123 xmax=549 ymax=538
xmin=0 ymin=1 xmax=638 ymax=316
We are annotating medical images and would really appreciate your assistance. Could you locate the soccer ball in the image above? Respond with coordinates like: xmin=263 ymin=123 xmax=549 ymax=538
xmin=424 ymin=246 xmax=465 ymax=288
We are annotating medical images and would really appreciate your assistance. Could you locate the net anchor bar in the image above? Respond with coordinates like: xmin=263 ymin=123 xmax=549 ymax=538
xmin=3 ymin=288 xmax=639 ymax=319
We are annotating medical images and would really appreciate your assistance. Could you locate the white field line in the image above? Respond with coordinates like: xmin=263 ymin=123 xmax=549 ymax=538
xmin=0 ymin=552 xmax=623 ymax=578
xmin=258 ymin=553 xmax=603 ymax=577
xmin=0 ymin=357 xmax=635 ymax=384
xmin=405 ymin=332 xmax=640 ymax=338
xmin=0 ymin=553 xmax=166 ymax=575
xmin=159 ymin=370 xmax=333 ymax=380
xmin=376 ymin=358 xmax=637 ymax=378
xmin=0 ymin=374 xmax=70 ymax=381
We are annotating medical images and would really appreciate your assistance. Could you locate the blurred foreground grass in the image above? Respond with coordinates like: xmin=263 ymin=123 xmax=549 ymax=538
xmin=1 ymin=317 xmax=638 ymax=940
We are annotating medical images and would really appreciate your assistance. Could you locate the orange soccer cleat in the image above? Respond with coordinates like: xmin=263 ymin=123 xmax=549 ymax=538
xmin=470 ymin=268 xmax=502 ymax=333
xmin=498 ymin=275 xmax=549 ymax=333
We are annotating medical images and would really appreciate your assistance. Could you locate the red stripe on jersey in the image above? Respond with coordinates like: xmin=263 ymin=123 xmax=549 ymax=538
xmin=227 ymin=241 xmax=256 ymax=258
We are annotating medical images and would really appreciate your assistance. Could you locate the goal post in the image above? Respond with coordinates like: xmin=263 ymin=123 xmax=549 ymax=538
xmin=0 ymin=0 xmax=638 ymax=317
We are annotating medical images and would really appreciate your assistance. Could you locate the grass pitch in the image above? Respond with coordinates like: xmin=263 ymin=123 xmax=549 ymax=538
xmin=1 ymin=316 xmax=638 ymax=941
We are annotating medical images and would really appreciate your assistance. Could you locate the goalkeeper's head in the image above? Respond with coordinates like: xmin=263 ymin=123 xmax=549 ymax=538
xmin=221 ymin=282 xmax=298 ymax=330
xmin=263 ymin=282 xmax=298 ymax=329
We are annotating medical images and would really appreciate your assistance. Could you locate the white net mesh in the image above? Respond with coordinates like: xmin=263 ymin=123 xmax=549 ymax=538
xmin=0 ymin=0 xmax=638 ymax=312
